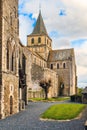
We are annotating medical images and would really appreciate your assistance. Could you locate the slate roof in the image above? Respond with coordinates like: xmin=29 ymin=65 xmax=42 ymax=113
xmin=82 ymin=87 xmax=87 ymax=94
xmin=31 ymin=11 xmax=48 ymax=35
xmin=48 ymin=48 xmax=74 ymax=62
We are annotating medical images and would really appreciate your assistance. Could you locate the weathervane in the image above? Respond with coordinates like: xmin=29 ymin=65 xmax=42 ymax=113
xmin=39 ymin=1 xmax=41 ymax=12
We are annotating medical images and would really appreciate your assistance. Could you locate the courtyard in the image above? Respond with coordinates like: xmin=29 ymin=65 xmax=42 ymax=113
xmin=0 ymin=101 xmax=86 ymax=130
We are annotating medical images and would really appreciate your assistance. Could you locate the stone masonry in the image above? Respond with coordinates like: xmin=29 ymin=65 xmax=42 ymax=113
xmin=0 ymin=0 xmax=19 ymax=118
xmin=0 ymin=0 xmax=77 ymax=119
xmin=27 ymin=10 xmax=77 ymax=98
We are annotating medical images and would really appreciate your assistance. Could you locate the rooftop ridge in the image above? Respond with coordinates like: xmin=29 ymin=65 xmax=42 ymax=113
xmin=49 ymin=48 xmax=74 ymax=52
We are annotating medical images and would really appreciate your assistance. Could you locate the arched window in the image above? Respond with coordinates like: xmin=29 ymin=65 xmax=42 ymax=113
xmin=10 ymin=96 xmax=13 ymax=114
xmin=11 ymin=53 xmax=14 ymax=71
xmin=14 ymin=7 xmax=16 ymax=18
xmin=63 ymin=63 xmax=66 ymax=69
xmin=51 ymin=64 xmax=53 ymax=69
xmin=11 ymin=46 xmax=15 ymax=72
xmin=22 ymin=54 xmax=26 ymax=74
xmin=38 ymin=37 xmax=41 ymax=43
xmin=7 ymin=43 xmax=9 ymax=70
xmin=31 ymin=38 xmax=34 ymax=44
xmin=57 ymin=63 xmax=59 ymax=69
xmin=60 ymin=83 xmax=64 ymax=89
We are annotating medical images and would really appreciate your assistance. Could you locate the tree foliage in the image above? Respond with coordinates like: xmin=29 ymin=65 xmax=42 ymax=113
xmin=77 ymin=87 xmax=83 ymax=96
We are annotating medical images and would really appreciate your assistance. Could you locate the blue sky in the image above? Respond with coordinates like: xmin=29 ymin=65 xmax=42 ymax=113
xmin=19 ymin=0 xmax=87 ymax=88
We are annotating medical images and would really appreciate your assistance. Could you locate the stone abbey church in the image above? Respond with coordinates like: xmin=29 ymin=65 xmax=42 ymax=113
xmin=0 ymin=0 xmax=77 ymax=119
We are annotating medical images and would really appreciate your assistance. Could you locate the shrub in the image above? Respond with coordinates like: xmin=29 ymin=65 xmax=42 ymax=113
xmin=70 ymin=95 xmax=82 ymax=102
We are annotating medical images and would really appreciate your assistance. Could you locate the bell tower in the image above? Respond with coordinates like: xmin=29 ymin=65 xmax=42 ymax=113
xmin=27 ymin=11 xmax=52 ymax=60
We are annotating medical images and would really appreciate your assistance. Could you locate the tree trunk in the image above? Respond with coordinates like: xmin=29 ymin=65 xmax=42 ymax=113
xmin=45 ymin=89 xmax=48 ymax=100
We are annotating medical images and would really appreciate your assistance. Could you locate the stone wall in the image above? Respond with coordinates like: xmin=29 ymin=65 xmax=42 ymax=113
xmin=31 ymin=63 xmax=44 ymax=81
xmin=27 ymin=34 xmax=52 ymax=60
xmin=0 ymin=0 xmax=19 ymax=119
xmin=29 ymin=62 xmax=58 ymax=98
xmin=30 ymin=63 xmax=44 ymax=92
xmin=0 ymin=0 xmax=2 ymax=118
xmin=28 ymin=90 xmax=45 ymax=99
xmin=44 ymin=68 xmax=58 ymax=98
xmin=32 ymin=53 xmax=47 ymax=69
xmin=57 ymin=69 xmax=70 ymax=96
xmin=48 ymin=58 xmax=76 ymax=96
xmin=0 ymin=0 xmax=2 ymax=73
xmin=23 ymin=47 xmax=32 ymax=104
xmin=2 ymin=73 xmax=19 ymax=118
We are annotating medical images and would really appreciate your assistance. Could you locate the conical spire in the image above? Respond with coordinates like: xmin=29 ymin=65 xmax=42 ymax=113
xmin=32 ymin=11 xmax=48 ymax=35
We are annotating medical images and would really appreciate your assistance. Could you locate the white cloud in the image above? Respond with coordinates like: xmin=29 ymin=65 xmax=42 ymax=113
xmin=19 ymin=15 xmax=34 ymax=45
xmin=19 ymin=0 xmax=87 ymax=43
xmin=52 ymin=38 xmax=71 ymax=49
xmin=74 ymin=41 xmax=87 ymax=87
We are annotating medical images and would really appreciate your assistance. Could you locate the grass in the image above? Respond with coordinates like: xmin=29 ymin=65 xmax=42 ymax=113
xmin=41 ymin=104 xmax=86 ymax=120
xmin=28 ymin=97 xmax=70 ymax=102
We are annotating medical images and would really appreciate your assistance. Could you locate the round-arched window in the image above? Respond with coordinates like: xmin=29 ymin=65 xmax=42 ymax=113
xmin=38 ymin=37 xmax=41 ymax=43
xmin=31 ymin=38 xmax=34 ymax=44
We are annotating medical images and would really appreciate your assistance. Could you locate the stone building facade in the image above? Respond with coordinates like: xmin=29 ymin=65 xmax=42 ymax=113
xmin=27 ymin=11 xmax=77 ymax=98
xmin=0 ymin=0 xmax=77 ymax=119
xmin=48 ymin=49 xmax=77 ymax=96
xmin=0 ymin=0 xmax=19 ymax=118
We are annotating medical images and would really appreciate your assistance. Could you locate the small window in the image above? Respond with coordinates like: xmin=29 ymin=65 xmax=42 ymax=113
xmin=38 ymin=37 xmax=41 ymax=43
xmin=57 ymin=63 xmax=59 ymax=69
xmin=63 ymin=63 xmax=66 ymax=69
xmin=51 ymin=64 xmax=53 ymax=69
xmin=31 ymin=38 xmax=34 ymax=44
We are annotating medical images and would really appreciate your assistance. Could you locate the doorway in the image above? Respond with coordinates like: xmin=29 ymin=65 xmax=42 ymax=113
xmin=10 ymin=96 xmax=13 ymax=114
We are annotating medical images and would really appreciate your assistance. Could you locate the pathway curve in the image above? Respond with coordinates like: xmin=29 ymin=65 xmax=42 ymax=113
xmin=0 ymin=100 xmax=86 ymax=130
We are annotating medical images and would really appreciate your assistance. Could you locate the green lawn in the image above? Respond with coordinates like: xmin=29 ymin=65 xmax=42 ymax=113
xmin=41 ymin=104 xmax=86 ymax=120
xmin=29 ymin=97 xmax=70 ymax=102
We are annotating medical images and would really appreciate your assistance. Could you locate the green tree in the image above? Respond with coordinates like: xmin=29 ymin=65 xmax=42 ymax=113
xmin=77 ymin=87 xmax=83 ymax=96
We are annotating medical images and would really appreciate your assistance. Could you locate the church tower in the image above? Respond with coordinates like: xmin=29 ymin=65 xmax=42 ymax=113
xmin=27 ymin=11 xmax=52 ymax=60
xmin=0 ymin=0 xmax=19 ymax=118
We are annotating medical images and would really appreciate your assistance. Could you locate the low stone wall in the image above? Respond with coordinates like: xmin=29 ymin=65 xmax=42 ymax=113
xmin=28 ymin=91 xmax=45 ymax=99
xmin=30 ymin=63 xmax=59 ymax=98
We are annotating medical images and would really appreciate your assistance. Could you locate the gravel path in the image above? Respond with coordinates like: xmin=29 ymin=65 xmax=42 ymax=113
xmin=0 ymin=100 xmax=86 ymax=130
